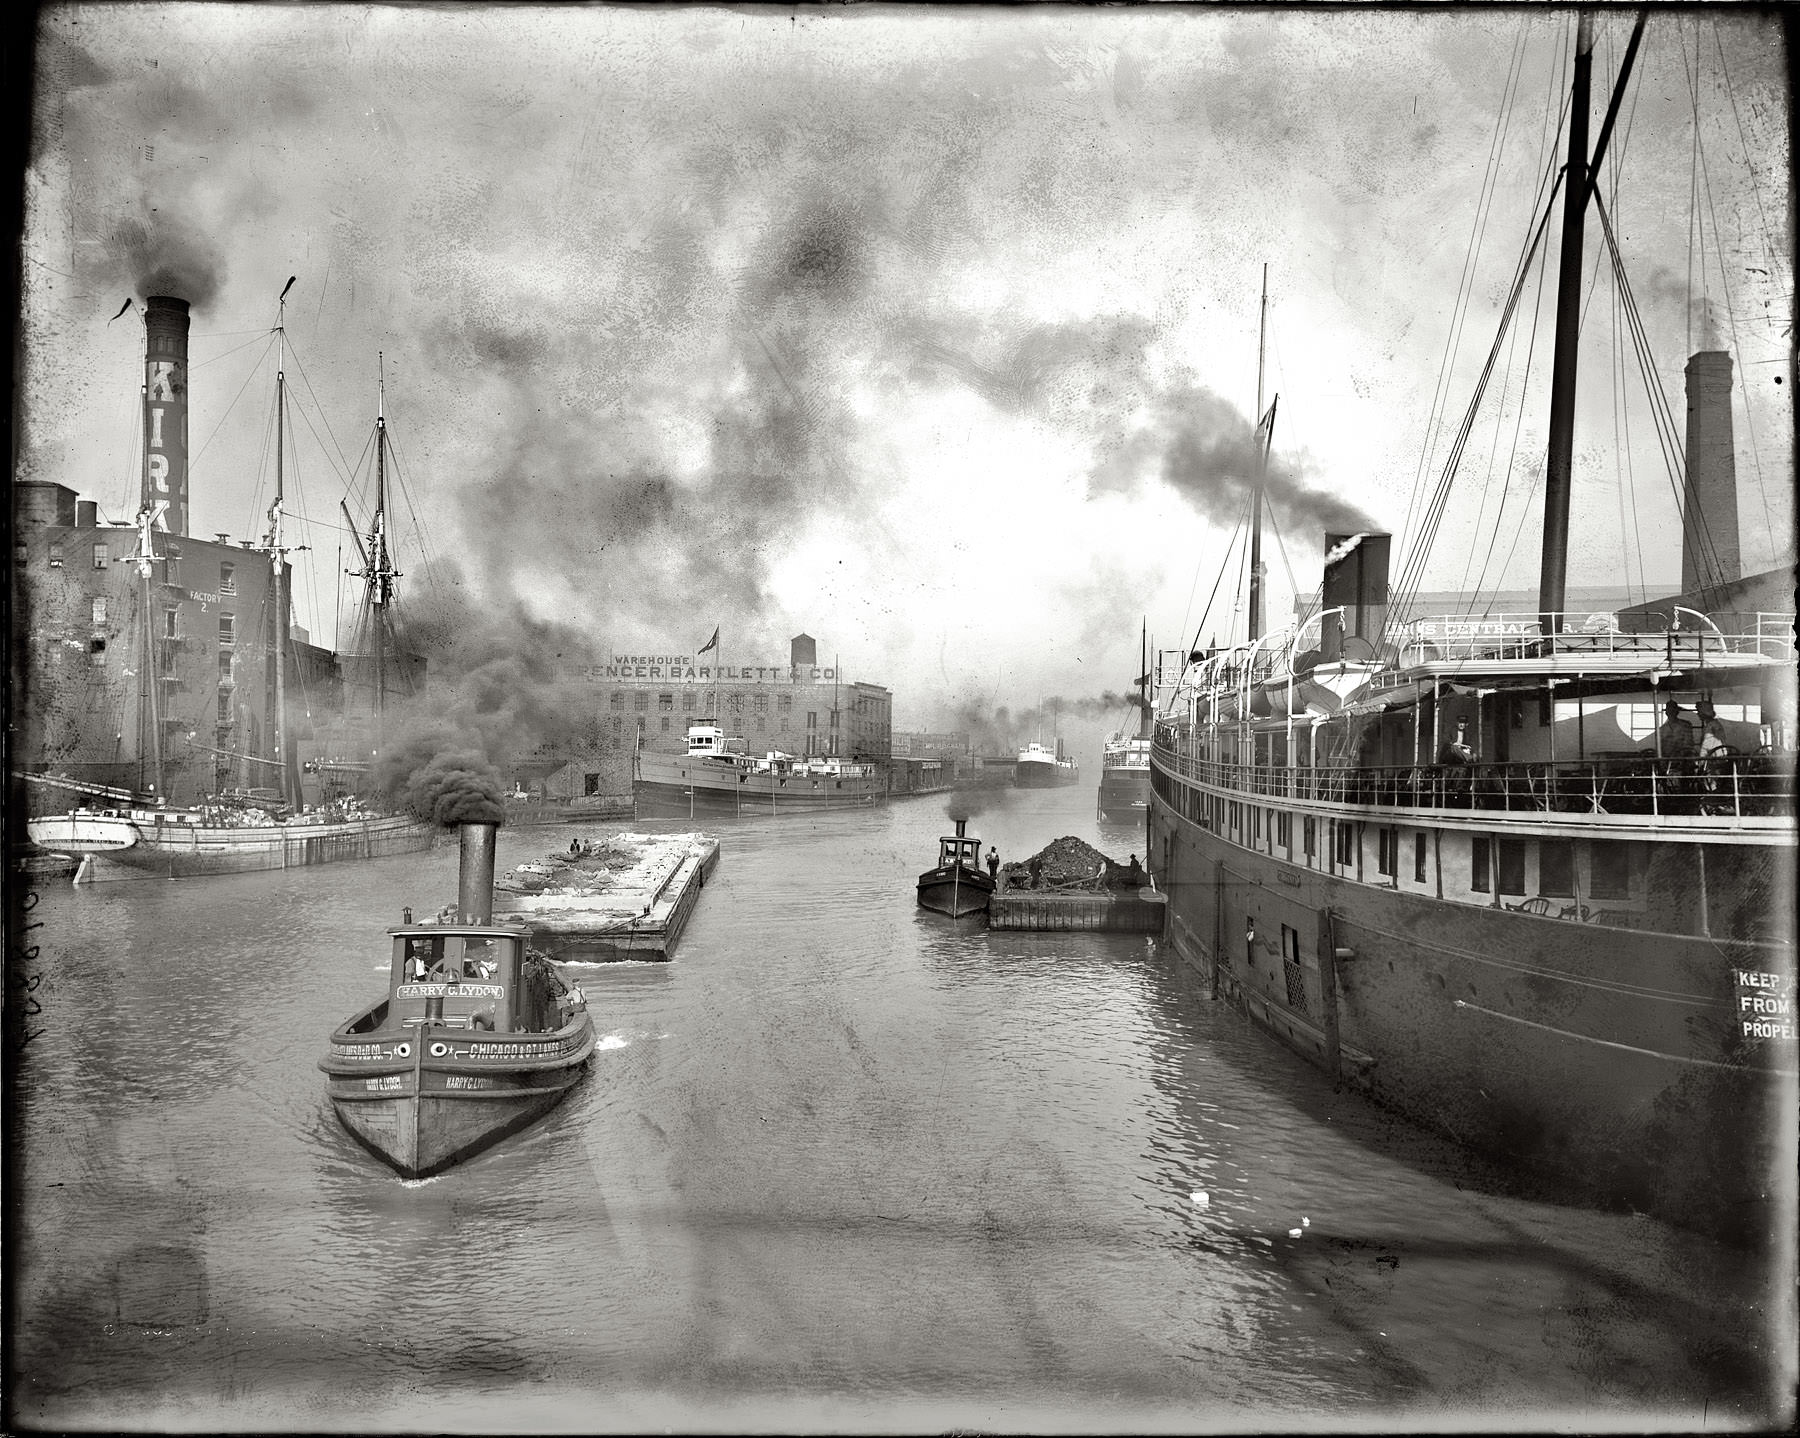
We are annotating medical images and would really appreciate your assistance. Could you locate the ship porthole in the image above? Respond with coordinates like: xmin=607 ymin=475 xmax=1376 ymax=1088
xmin=430 ymin=1041 xmax=449 ymax=1057
xmin=393 ymin=1043 xmax=411 ymax=1057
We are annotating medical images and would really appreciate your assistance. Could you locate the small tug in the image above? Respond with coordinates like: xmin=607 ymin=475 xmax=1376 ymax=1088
xmin=916 ymin=818 xmax=995 ymax=918
xmin=320 ymin=821 xmax=596 ymax=1178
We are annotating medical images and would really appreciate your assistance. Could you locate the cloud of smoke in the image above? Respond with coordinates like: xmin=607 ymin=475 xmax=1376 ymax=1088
xmin=373 ymin=729 xmax=505 ymax=825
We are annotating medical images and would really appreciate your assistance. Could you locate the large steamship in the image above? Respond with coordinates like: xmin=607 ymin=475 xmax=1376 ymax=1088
xmin=1147 ymin=16 xmax=1795 ymax=1244
xmin=634 ymin=723 xmax=884 ymax=818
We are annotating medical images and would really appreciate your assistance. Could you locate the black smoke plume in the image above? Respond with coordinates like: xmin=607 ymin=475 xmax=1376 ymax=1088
xmin=374 ymin=729 xmax=505 ymax=826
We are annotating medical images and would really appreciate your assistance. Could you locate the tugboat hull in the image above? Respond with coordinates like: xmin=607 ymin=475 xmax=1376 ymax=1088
xmin=916 ymin=865 xmax=994 ymax=917
xmin=323 ymin=1021 xmax=595 ymax=1179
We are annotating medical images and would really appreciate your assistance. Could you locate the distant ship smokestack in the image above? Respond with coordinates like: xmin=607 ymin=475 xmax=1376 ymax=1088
xmin=142 ymin=295 xmax=192 ymax=536
xmin=1680 ymin=350 xmax=1740 ymax=596
xmin=1320 ymin=532 xmax=1391 ymax=662
xmin=457 ymin=821 xmax=500 ymax=924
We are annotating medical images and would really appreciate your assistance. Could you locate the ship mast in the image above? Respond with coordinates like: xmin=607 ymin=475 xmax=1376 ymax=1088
xmin=269 ymin=277 xmax=301 ymax=808
xmin=373 ymin=358 xmax=389 ymax=735
xmin=1249 ymin=264 xmax=1269 ymax=643
xmin=1537 ymin=10 xmax=1646 ymax=637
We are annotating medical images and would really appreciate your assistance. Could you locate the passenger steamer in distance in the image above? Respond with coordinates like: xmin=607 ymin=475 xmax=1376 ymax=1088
xmin=1015 ymin=739 xmax=1080 ymax=789
xmin=1098 ymin=624 xmax=1154 ymax=821
xmin=24 ymin=284 xmax=435 ymax=877
xmin=633 ymin=723 xmax=883 ymax=819
xmin=1148 ymin=14 xmax=1794 ymax=1246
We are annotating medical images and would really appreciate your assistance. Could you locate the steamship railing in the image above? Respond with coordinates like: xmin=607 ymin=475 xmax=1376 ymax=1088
xmin=1151 ymin=739 xmax=1795 ymax=822
xmin=1385 ymin=611 xmax=1796 ymax=666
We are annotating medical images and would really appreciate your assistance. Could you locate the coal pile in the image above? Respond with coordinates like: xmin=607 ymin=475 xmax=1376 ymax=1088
xmin=1000 ymin=836 xmax=1148 ymax=892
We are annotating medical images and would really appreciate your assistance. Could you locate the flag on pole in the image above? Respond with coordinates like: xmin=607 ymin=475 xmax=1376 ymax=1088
xmin=698 ymin=626 xmax=719 ymax=655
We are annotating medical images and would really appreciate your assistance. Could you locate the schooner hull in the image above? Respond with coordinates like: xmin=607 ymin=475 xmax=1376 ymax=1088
xmin=1149 ymin=790 xmax=1795 ymax=1245
xmin=56 ymin=814 xmax=437 ymax=877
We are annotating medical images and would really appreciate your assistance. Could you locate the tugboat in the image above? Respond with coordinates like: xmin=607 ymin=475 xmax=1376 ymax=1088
xmin=916 ymin=818 xmax=994 ymax=917
xmin=320 ymin=820 xmax=596 ymax=1178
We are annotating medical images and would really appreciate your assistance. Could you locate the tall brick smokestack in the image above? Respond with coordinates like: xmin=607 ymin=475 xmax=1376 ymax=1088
xmin=1680 ymin=350 xmax=1739 ymax=596
xmin=142 ymin=295 xmax=191 ymax=536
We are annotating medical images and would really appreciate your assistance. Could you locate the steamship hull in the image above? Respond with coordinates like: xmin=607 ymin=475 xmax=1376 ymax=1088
xmin=30 ymin=810 xmax=437 ymax=877
xmin=1096 ymin=765 xmax=1150 ymax=816
xmin=633 ymin=754 xmax=882 ymax=819
xmin=1147 ymin=761 xmax=1795 ymax=1243
xmin=1015 ymin=757 xmax=1079 ymax=789
xmin=323 ymin=1020 xmax=595 ymax=1179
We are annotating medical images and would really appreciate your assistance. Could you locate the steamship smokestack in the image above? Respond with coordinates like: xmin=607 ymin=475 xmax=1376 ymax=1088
xmin=457 ymin=822 xmax=500 ymax=924
xmin=1320 ymin=532 xmax=1391 ymax=662
xmin=1680 ymin=350 xmax=1740 ymax=597
xmin=142 ymin=296 xmax=191 ymax=536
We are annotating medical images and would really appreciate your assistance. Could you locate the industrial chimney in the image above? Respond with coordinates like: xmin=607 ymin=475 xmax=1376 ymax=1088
xmin=1320 ymin=532 xmax=1391 ymax=662
xmin=1680 ymin=350 xmax=1740 ymax=597
xmin=142 ymin=296 xmax=191 ymax=536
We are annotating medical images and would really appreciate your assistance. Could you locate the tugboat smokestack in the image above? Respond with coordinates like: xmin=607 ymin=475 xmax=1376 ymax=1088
xmin=457 ymin=822 xmax=499 ymax=924
xmin=955 ymin=818 xmax=967 ymax=838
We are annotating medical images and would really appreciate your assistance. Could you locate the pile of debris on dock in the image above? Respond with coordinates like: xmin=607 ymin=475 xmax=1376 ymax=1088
xmin=494 ymin=831 xmax=720 ymax=960
xmin=1000 ymin=836 xmax=1149 ymax=893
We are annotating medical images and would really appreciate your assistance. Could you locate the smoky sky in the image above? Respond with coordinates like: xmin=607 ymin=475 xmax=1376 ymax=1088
xmin=20 ymin=6 xmax=1793 ymax=733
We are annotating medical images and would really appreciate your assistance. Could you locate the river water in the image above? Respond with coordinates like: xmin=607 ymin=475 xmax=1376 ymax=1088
xmin=8 ymin=785 xmax=1793 ymax=1432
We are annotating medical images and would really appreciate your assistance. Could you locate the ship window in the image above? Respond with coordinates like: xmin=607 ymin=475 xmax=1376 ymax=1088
xmin=1590 ymin=843 xmax=1633 ymax=899
xmin=92 ymin=597 xmax=107 ymax=625
xmin=93 ymin=543 xmax=109 ymax=569
xmin=218 ymin=613 xmax=234 ymax=645
xmin=1495 ymin=838 xmax=1526 ymax=895
xmin=610 ymin=691 xmax=624 ymax=710
xmin=1332 ymin=821 xmax=1355 ymax=868
xmin=1276 ymin=812 xmax=1292 ymax=849
xmin=1414 ymin=833 xmax=1428 ymax=883
xmin=658 ymin=692 xmax=673 ymax=711
xmin=1539 ymin=840 xmax=1574 ymax=897
xmin=1471 ymin=836 xmax=1491 ymax=892
xmin=1376 ymin=826 xmax=1397 ymax=876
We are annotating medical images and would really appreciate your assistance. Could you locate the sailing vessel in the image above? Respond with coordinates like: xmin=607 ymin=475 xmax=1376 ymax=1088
xmin=320 ymin=821 xmax=595 ymax=1178
xmin=917 ymin=818 xmax=994 ymax=917
xmin=1146 ymin=17 xmax=1794 ymax=1244
xmin=633 ymin=722 xmax=883 ymax=818
xmin=1015 ymin=739 xmax=1079 ymax=788
xmin=1098 ymin=625 xmax=1154 ymax=820
xmin=24 ymin=283 xmax=435 ymax=876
